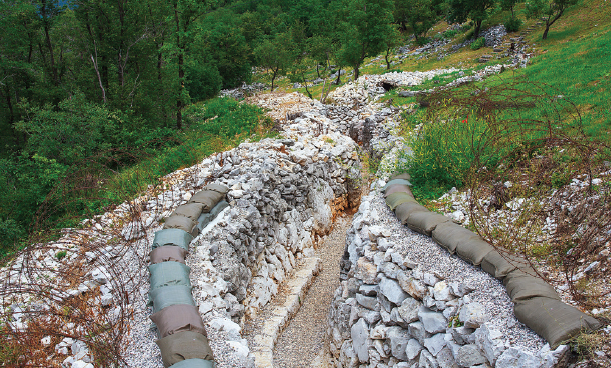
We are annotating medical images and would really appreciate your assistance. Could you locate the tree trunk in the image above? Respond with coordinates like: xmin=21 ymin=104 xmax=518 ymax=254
xmin=385 ymin=49 xmax=391 ymax=69
xmin=354 ymin=65 xmax=360 ymax=80
xmin=271 ymin=68 xmax=278 ymax=91
xmin=335 ymin=67 xmax=341 ymax=85
xmin=474 ymin=20 xmax=482 ymax=38
xmin=316 ymin=64 xmax=320 ymax=78
xmin=40 ymin=0 xmax=59 ymax=85
xmin=542 ymin=25 xmax=550 ymax=39
xmin=174 ymin=1 xmax=183 ymax=129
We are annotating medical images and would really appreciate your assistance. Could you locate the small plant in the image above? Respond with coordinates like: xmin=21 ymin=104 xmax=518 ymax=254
xmin=470 ymin=37 xmax=486 ymax=50
xmin=324 ymin=137 xmax=335 ymax=145
xmin=443 ymin=29 xmax=459 ymax=39
xmin=55 ymin=250 xmax=67 ymax=260
xmin=448 ymin=315 xmax=463 ymax=328
xmin=504 ymin=17 xmax=523 ymax=33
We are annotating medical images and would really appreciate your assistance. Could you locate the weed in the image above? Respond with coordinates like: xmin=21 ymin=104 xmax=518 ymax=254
xmin=470 ymin=37 xmax=486 ymax=50
xmin=55 ymin=250 xmax=67 ymax=260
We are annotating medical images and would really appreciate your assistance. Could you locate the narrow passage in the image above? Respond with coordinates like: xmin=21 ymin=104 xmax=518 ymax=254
xmin=272 ymin=215 xmax=351 ymax=368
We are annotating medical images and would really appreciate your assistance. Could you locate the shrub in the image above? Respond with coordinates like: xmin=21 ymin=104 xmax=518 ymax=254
xmin=504 ymin=17 xmax=523 ymax=33
xmin=443 ymin=29 xmax=459 ymax=39
xmin=470 ymin=37 xmax=486 ymax=50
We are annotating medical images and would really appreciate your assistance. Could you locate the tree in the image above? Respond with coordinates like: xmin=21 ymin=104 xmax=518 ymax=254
xmin=447 ymin=0 xmax=496 ymax=38
xmin=253 ymin=32 xmax=293 ymax=90
xmin=526 ymin=0 xmax=578 ymax=39
xmin=338 ymin=0 xmax=395 ymax=80
xmin=394 ymin=0 xmax=444 ymax=43
xmin=384 ymin=27 xmax=402 ymax=69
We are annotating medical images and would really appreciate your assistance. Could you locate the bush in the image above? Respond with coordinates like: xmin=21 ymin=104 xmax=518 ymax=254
xmin=443 ymin=29 xmax=459 ymax=39
xmin=504 ymin=17 xmax=523 ymax=33
xmin=470 ymin=37 xmax=486 ymax=50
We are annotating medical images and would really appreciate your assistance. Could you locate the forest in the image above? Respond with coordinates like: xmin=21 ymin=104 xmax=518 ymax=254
xmin=0 ymin=0 xmax=574 ymax=256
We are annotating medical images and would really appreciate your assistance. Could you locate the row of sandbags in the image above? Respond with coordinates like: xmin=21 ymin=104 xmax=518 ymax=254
xmin=384 ymin=173 xmax=602 ymax=348
xmin=148 ymin=184 xmax=230 ymax=368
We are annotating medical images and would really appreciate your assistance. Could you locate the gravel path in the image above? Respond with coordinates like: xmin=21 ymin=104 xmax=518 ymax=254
xmin=272 ymin=215 xmax=351 ymax=367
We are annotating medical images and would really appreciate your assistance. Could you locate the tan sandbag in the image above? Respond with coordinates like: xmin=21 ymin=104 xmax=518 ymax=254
xmin=394 ymin=202 xmax=429 ymax=224
xmin=384 ymin=184 xmax=412 ymax=198
xmin=170 ymin=359 xmax=215 ymax=368
xmin=386 ymin=192 xmax=416 ymax=211
xmin=503 ymin=269 xmax=560 ymax=301
xmin=513 ymin=296 xmax=602 ymax=348
xmin=156 ymin=331 xmax=215 ymax=368
xmin=406 ymin=211 xmax=450 ymax=237
xmin=390 ymin=173 xmax=411 ymax=181
xmin=150 ymin=304 xmax=207 ymax=338
xmin=173 ymin=203 xmax=205 ymax=221
xmin=149 ymin=246 xmax=187 ymax=265
xmin=163 ymin=215 xmax=198 ymax=237
xmin=454 ymin=235 xmax=495 ymax=266
xmin=204 ymin=183 xmax=229 ymax=194
xmin=189 ymin=190 xmax=225 ymax=212
xmin=431 ymin=222 xmax=473 ymax=254
xmin=152 ymin=229 xmax=193 ymax=251
xmin=383 ymin=179 xmax=412 ymax=191
xmin=149 ymin=285 xmax=194 ymax=313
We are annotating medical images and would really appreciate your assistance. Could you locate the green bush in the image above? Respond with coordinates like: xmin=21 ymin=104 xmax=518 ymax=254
xmin=504 ymin=17 xmax=523 ymax=33
xmin=443 ymin=29 xmax=459 ymax=38
xmin=470 ymin=37 xmax=486 ymax=50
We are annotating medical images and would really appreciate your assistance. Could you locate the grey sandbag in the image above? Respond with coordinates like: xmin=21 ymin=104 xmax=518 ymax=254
xmin=153 ymin=229 xmax=193 ymax=251
xmin=480 ymin=250 xmax=538 ymax=279
xmin=384 ymin=184 xmax=412 ymax=198
xmin=513 ymin=296 xmax=602 ymax=348
xmin=163 ymin=215 xmax=198 ymax=237
xmin=386 ymin=192 xmax=416 ymax=211
xmin=149 ymin=261 xmax=191 ymax=291
xmin=189 ymin=190 xmax=225 ymax=212
xmin=156 ymin=331 xmax=215 ymax=368
xmin=394 ymin=202 xmax=429 ymax=224
xmin=149 ymin=285 xmax=194 ymax=313
xmin=197 ymin=200 xmax=229 ymax=230
xmin=503 ymin=269 xmax=560 ymax=301
xmin=406 ymin=211 xmax=450 ymax=237
xmin=150 ymin=304 xmax=207 ymax=338
xmin=454 ymin=234 xmax=495 ymax=266
xmin=431 ymin=222 xmax=472 ymax=254
xmin=204 ymin=183 xmax=229 ymax=194
xmin=170 ymin=359 xmax=215 ymax=368
xmin=173 ymin=203 xmax=205 ymax=221
xmin=390 ymin=173 xmax=411 ymax=181
xmin=149 ymin=246 xmax=188 ymax=264
xmin=383 ymin=179 xmax=412 ymax=191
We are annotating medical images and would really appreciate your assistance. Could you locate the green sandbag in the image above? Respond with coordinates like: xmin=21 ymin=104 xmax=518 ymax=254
xmin=156 ymin=331 xmax=215 ymax=368
xmin=150 ymin=304 xmax=207 ymax=338
xmin=503 ymin=269 xmax=560 ymax=301
xmin=480 ymin=250 xmax=517 ymax=279
xmin=384 ymin=184 xmax=412 ymax=198
xmin=164 ymin=215 xmax=198 ymax=237
xmin=149 ymin=246 xmax=187 ymax=265
xmin=386 ymin=192 xmax=416 ymax=211
xmin=189 ymin=190 xmax=225 ymax=212
xmin=383 ymin=179 xmax=412 ymax=191
xmin=204 ymin=183 xmax=229 ymax=194
xmin=149 ymin=261 xmax=191 ymax=291
xmin=394 ymin=202 xmax=429 ymax=224
xmin=431 ymin=222 xmax=472 ymax=254
xmin=170 ymin=359 xmax=215 ymax=368
xmin=454 ymin=235 xmax=495 ymax=266
xmin=152 ymin=229 xmax=193 ymax=251
xmin=390 ymin=173 xmax=411 ymax=181
xmin=149 ymin=285 xmax=194 ymax=313
xmin=406 ymin=211 xmax=450 ymax=237
xmin=513 ymin=296 xmax=602 ymax=348
xmin=197 ymin=200 xmax=229 ymax=230
xmin=173 ymin=203 xmax=205 ymax=221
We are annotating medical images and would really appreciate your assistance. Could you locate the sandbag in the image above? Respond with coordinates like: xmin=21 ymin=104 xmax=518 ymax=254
xmin=170 ymin=359 xmax=215 ymax=368
xmin=152 ymin=229 xmax=193 ymax=251
xmin=197 ymin=200 xmax=229 ymax=230
xmin=149 ymin=246 xmax=187 ymax=265
xmin=454 ymin=235 xmax=495 ymax=266
xmin=204 ymin=183 xmax=229 ymax=195
xmin=431 ymin=222 xmax=473 ymax=254
xmin=394 ymin=202 xmax=429 ymax=224
xmin=480 ymin=250 xmax=537 ymax=279
xmin=406 ymin=211 xmax=450 ymax=237
xmin=149 ymin=261 xmax=191 ymax=291
xmin=383 ymin=179 xmax=412 ymax=191
xmin=384 ymin=184 xmax=412 ymax=198
xmin=386 ymin=192 xmax=416 ymax=211
xmin=173 ymin=203 xmax=205 ymax=221
xmin=513 ymin=296 xmax=602 ymax=348
xmin=149 ymin=285 xmax=194 ymax=313
xmin=189 ymin=190 xmax=225 ymax=212
xmin=390 ymin=173 xmax=411 ymax=181
xmin=156 ymin=331 xmax=215 ymax=368
xmin=150 ymin=304 xmax=207 ymax=338
xmin=163 ymin=215 xmax=198 ymax=237
xmin=503 ymin=270 xmax=560 ymax=301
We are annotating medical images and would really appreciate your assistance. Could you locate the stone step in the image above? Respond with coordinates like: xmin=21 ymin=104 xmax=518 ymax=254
xmin=493 ymin=47 xmax=504 ymax=53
